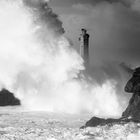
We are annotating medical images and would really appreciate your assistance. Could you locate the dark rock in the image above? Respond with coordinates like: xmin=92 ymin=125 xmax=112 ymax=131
xmin=0 ymin=89 xmax=20 ymax=106
xmin=122 ymin=93 xmax=140 ymax=119
xmin=125 ymin=76 xmax=140 ymax=94
xmin=85 ymin=117 xmax=120 ymax=127
xmin=82 ymin=116 xmax=140 ymax=128
xmin=122 ymin=67 xmax=140 ymax=119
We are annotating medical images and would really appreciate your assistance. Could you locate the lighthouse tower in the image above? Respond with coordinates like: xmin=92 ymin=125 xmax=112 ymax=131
xmin=79 ymin=28 xmax=90 ymax=66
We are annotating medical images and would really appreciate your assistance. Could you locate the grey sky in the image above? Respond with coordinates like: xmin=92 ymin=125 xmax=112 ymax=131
xmin=49 ymin=0 xmax=140 ymax=67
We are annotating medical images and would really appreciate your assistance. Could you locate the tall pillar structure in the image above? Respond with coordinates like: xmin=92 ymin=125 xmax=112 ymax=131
xmin=79 ymin=28 xmax=90 ymax=66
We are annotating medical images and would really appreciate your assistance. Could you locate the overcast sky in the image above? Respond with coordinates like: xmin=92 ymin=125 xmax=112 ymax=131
xmin=49 ymin=0 xmax=140 ymax=69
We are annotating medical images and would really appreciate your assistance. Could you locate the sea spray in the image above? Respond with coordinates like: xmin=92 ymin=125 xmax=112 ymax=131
xmin=0 ymin=0 xmax=122 ymax=117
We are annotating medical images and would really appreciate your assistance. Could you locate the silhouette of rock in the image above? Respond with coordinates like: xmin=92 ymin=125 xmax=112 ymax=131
xmin=81 ymin=116 xmax=140 ymax=128
xmin=122 ymin=94 xmax=140 ymax=119
xmin=84 ymin=117 xmax=120 ymax=127
xmin=0 ymin=89 xmax=20 ymax=106
xmin=125 ymin=67 xmax=140 ymax=93
xmin=122 ymin=67 xmax=140 ymax=119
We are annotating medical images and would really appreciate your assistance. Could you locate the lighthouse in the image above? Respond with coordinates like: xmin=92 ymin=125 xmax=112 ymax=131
xmin=79 ymin=28 xmax=90 ymax=66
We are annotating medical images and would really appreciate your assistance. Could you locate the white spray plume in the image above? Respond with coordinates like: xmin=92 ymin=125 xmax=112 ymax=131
xmin=0 ymin=0 xmax=122 ymax=117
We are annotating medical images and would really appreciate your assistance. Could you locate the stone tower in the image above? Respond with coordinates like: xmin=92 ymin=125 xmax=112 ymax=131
xmin=79 ymin=28 xmax=90 ymax=66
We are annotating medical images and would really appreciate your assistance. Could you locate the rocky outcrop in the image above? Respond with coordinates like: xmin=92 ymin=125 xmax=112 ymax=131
xmin=122 ymin=93 xmax=140 ymax=119
xmin=0 ymin=89 xmax=20 ymax=106
xmin=122 ymin=67 xmax=140 ymax=119
xmin=81 ymin=117 xmax=121 ymax=128
xmin=81 ymin=117 xmax=140 ymax=128
xmin=83 ymin=67 xmax=140 ymax=128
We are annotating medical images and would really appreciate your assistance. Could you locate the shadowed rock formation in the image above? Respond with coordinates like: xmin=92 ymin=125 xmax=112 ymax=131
xmin=122 ymin=67 xmax=140 ymax=119
xmin=0 ymin=89 xmax=20 ymax=106
xmin=81 ymin=117 xmax=140 ymax=128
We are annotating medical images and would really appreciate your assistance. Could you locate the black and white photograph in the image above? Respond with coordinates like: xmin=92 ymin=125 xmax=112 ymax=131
xmin=0 ymin=0 xmax=140 ymax=139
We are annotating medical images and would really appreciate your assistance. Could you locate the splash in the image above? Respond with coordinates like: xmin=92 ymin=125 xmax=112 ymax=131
xmin=0 ymin=0 xmax=122 ymax=117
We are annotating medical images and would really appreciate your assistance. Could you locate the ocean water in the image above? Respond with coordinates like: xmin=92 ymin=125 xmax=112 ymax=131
xmin=0 ymin=107 xmax=140 ymax=140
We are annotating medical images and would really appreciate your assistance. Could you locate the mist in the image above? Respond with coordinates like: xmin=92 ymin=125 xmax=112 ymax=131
xmin=55 ymin=0 xmax=140 ymax=69
xmin=0 ymin=0 xmax=125 ymax=117
xmin=49 ymin=0 xmax=140 ymax=110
